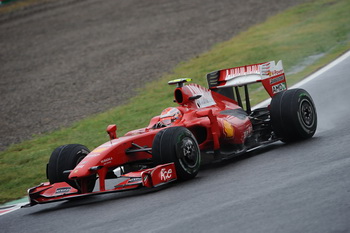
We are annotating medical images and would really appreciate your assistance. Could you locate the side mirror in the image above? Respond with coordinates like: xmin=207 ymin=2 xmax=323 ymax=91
xmin=106 ymin=124 xmax=117 ymax=140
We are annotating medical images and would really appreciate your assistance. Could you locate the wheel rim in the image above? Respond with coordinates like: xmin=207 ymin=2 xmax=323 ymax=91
xmin=180 ymin=137 xmax=199 ymax=168
xmin=299 ymin=99 xmax=314 ymax=127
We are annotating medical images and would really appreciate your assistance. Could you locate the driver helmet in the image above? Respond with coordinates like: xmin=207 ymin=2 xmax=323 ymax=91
xmin=160 ymin=107 xmax=183 ymax=126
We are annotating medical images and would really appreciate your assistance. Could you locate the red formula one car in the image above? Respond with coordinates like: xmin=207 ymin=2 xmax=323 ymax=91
xmin=24 ymin=60 xmax=317 ymax=207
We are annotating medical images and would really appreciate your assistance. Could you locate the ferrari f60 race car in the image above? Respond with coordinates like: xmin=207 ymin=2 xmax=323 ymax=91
xmin=24 ymin=60 xmax=317 ymax=207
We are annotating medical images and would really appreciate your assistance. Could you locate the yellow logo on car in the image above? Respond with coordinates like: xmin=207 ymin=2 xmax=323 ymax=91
xmin=223 ymin=120 xmax=234 ymax=138
xmin=92 ymin=147 xmax=107 ymax=153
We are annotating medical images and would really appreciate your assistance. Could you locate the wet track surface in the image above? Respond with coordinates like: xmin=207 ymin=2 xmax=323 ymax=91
xmin=1 ymin=53 xmax=350 ymax=232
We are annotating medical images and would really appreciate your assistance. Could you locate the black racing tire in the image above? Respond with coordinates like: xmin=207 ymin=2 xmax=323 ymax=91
xmin=270 ymin=88 xmax=317 ymax=142
xmin=47 ymin=144 xmax=96 ymax=193
xmin=152 ymin=127 xmax=201 ymax=181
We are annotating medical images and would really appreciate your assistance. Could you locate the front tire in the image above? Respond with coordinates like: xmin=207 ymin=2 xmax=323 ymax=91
xmin=270 ymin=88 xmax=317 ymax=142
xmin=152 ymin=127 xmax=201 ymax=180
xmin=47 ymin=144 xmax=96 ymax=193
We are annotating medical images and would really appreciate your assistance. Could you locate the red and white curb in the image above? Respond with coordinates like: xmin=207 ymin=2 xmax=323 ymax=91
xmin=0 ymin=202 xmax=28 ymax=216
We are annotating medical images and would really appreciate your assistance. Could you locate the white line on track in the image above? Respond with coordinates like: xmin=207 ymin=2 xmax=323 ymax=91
xmin=293 ymin=50 xmax=350 ymax=88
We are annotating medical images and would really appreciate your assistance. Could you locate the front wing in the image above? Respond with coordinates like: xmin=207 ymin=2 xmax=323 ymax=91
xmin=23 ymin=163 xmax=177 ymax=207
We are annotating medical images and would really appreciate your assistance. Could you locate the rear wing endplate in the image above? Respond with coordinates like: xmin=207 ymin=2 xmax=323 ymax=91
xmin=207 ymin=60 xmax=287 ymax=97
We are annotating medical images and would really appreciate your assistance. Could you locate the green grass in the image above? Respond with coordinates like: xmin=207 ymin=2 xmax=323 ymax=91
xmin=1 ymin=0 xmax=350 ymax=204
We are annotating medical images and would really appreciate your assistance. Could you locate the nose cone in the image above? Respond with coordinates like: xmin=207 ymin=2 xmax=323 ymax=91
xmin=67 ymin=141 xmax=117 ymax=179
xmin=68 ymin=150 xmax=105 ymax=179
xmin=68 ymin=166 xmax=92 ymax=179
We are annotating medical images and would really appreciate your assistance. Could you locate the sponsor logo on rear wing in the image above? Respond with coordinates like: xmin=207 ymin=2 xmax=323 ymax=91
xmin=207 ymin=60 xmax=287 ymax=97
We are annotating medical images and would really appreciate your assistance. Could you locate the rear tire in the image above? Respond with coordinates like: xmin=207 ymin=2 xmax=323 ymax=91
xmin=47 ymin=144 xmax=96 ymax=193
xmin=152 ymin=127 xmax=201 ymax=180
xmin=270 ymin=88 xmax=317 ymax=142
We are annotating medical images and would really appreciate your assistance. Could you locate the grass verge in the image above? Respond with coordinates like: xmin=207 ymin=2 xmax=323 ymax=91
xmin=1 ymin=0 xmax=350 ymax=204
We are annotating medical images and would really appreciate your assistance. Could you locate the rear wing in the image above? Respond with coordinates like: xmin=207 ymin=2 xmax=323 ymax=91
xmin=207 ymin=60 xmax=287 ymax=97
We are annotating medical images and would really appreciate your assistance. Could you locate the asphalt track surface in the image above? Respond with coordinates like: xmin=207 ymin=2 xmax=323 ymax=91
xmin=1 ymin=54 xmax=350 ymax=233
xmin=0 ymin=0 xmax=308 ymax=150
